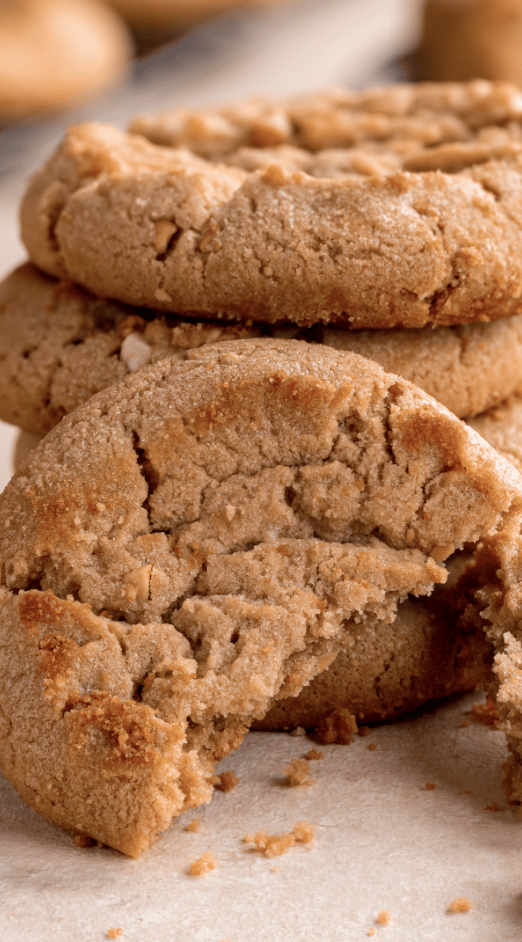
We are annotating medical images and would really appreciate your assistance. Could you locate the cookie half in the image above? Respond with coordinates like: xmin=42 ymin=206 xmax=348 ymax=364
xmin=1 ymin=338 xmax=519 ymax=855
xmin=21 ymin=82 xmax=522 ymax=328
xmin=4 ymin=262 xmax=522 ymax=435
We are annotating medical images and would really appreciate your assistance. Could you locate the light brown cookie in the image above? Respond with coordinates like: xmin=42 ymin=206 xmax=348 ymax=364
xmin=416 ymin=0 xmax=522 ymax=88
xmin=21 ymin=82 xmax=522 ymax=329
xmin=0 ymin=263 xmax=257 ymax=434
xmin=256 ymin=581 xmax=487 ymax=730
xmin=1 ymin=338 xmax=519 ymax=856
xmin=106 ymin=0 xmax=294 ymax=32
xmin=0 ymin=0 xmax=130 ymax=123
xmin=469 ymin=393 xmax=522 ymax=475
xmin=5 ymin=263 xmax=522 ymax=436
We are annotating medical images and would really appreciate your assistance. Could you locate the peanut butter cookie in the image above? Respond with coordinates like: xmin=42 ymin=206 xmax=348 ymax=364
xmin=21 ymin=81 xmax=522 ymax=328
xmin=4 ymin=262 xmax=522 ymax=435
xmin=0 ymin=0 xmax=130 ymax=123
xmin=1 ymin=338 xmax=519 ymax=855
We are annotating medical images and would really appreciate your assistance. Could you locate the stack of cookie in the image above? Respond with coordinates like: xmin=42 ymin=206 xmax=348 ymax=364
xmin=4 ymin=80 xmax=522 ymax=854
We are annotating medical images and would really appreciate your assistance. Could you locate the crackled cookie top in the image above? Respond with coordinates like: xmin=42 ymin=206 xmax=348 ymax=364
xmin=5 ymin=263 xmax=522 ymax=436
xmin=1 ymin=338 xmax=520 ymax=856
xmin=21 ymin=81 xmax=522 ymax=328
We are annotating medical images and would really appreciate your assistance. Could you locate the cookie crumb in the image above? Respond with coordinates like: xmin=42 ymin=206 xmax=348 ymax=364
xmin=357 ymin=726 xmax=371 ymax=738
xmin=292 ymin=821 xmax=316 ymax=844
xmin=460 ymin=720 xmax=470 ymax=728
xmin=367 ymin=744 xmax=377 ymax=752
xmin=284 ymin=758 xmax=316 ymax=786
xmin=185 ymin=817 xmax=201 ymax=833
xmin=316 ymin=708 xmax=357 ymax=745
xmin=188 ymin=851 xmax=216 ymax=876
xmin=289 ymin=726 xmax=306 ymax=737
xmin=304 ymin=748 xmax=324 ymax=761
xmin=72 ymin=833 xmax=95 ymax=848
xmin=376 ymin=910 xmax=392 ymax=925
xmin=448 ymin=897 xmax=473 ymax=913
xmin=368 ymin=930 xmax=376 ymax=938
xmin=107 ymin=931 xmax=123 ymax=939
xmin=424 ymin=781 xmax=436 ymax=790
xmin=244 ymin=822 xmax=315 ymax=858
xmin=485 ymin=802 xmax=501 ymax=812
xmin=217 ymin=770 xmax=239 ymax=792
xmin=470 ymin=700 xmax=500 ymax=727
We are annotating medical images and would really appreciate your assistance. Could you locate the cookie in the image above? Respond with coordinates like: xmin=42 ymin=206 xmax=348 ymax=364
xmin=416 ymin=0 xmax=522 ymax=88
xmin=0 ymin=0 xmax=130 ymax=123
xmin=256 ymin=579 xmax=487 ymax=729
xmin=1 ymin=338 xmax=519 ymax=856
xmin=469 ymin=393 xmax=522 ymax=475
xmin=105 ymin=0 xmax=293 ymax=32
xmin=5 ymin=263 xmax=522 ymax=436
xmin=21 ymin=81 xmax=522 ymax=329
xmin=0 ymin=263 xmax=257 ymax=435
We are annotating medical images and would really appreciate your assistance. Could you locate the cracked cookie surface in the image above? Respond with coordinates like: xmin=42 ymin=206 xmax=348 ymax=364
xmin=4 ymin=262 xmax=522 ymax=436
xmin=20 ymin=81 xmax=522 ymax=328
xmin=1 ymin=338 xmax=521 ymax=856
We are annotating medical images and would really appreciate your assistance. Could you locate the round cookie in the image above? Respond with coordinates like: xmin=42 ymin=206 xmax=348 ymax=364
xmin=0 ymin=0 xmax=131 ymax=123
xmin=469 ymin=393 xmax=522 ymax=475
xmin=416 ymin=0 xmax=522 ymax=87
xmin=5 ymin=263 xmax=522 ymax=436
xmin=21 ymin=81 xmax=522 ymax=328
xmin=1 ymin=338 xmax=520 ymax=856
xmin=106 ymin=0 xmax=294 ymax=32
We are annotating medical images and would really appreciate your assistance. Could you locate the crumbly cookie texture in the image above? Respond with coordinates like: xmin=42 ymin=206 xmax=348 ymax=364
xmin=4 ymin=263 xmax=522 ymax=436
xmin=21 ymin=81 xmax=522 ymax=329
xmin=1 ymin=338 xmax=520 ymax=855
xmin=256 ymin=580 xmax=487 ymax=729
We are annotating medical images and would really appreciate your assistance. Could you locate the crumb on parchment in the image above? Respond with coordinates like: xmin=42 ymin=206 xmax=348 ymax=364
xmin=305 ymin=748 xmax=324 ymax=761
xmin=244 ymin=821 xmax=316 ymax=858
xmin=316 ymin=708 xmax=357 ymax=745
xmin=188 ymin=851 xmax=216 ymax=876
xmin=107 ymin=930 xmax=123 ymax=940
xmin=217 ymin=770 xmax=239 ymax=792
xmin=185 ymin=817 xmax=201 ymax=833
xmin=376 ymin=910 xmax=392 ymax=925
xmin=424 ymin=781 xmax=436 ymax=790
xmin=284 ymin=758 xmax=316 ymax=786
xmin=448 ymin=897 xmax=473 ymax=913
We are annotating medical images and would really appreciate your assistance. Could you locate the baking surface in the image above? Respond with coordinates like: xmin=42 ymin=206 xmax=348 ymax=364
xmin=2 ymin=2 xmax=522 ymax=939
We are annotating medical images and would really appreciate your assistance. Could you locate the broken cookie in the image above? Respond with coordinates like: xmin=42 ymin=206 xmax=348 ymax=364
xmin=0 ymin=338 xmax=520 ymax=855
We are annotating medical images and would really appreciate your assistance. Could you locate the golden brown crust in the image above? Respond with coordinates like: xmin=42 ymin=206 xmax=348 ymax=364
xmin=1 ymin=338 xmax=521 ymax=854
xmin=20 ymin=82 xmax=522 ymax=328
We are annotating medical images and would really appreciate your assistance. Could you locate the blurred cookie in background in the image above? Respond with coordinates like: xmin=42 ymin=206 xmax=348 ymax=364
xmin=415 ymin=0 xmax=522 ymax=86
xmin=105 ymin=0 xmax=301 ymax=52
xmin=0 ymin=0 xmax=131 ymax=123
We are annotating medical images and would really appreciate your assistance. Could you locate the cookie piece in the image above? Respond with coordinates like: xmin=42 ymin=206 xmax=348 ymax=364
xmin=416 ymin=0 xmax=522 ymax=88
xmin=469 ymin=393 xmax=522 ymax=475
xmin=5 ymin=264 xmax=522 ymax=436
xmin=21 ymin=82 xmax=522 ymax=329
xmin=0 ymin=0 xmax=130 ymax=123
xmin=256 ymin=583 xmax=487 ymax=729
xmin=1 ymin=338 xmax=519 ymax=856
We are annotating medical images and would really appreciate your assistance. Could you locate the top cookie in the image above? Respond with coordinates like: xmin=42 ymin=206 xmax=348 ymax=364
xmin=1 ymin=337 xmax=520 ymax=856
xmin=21 ymin=81 xmax=522 ymax=329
